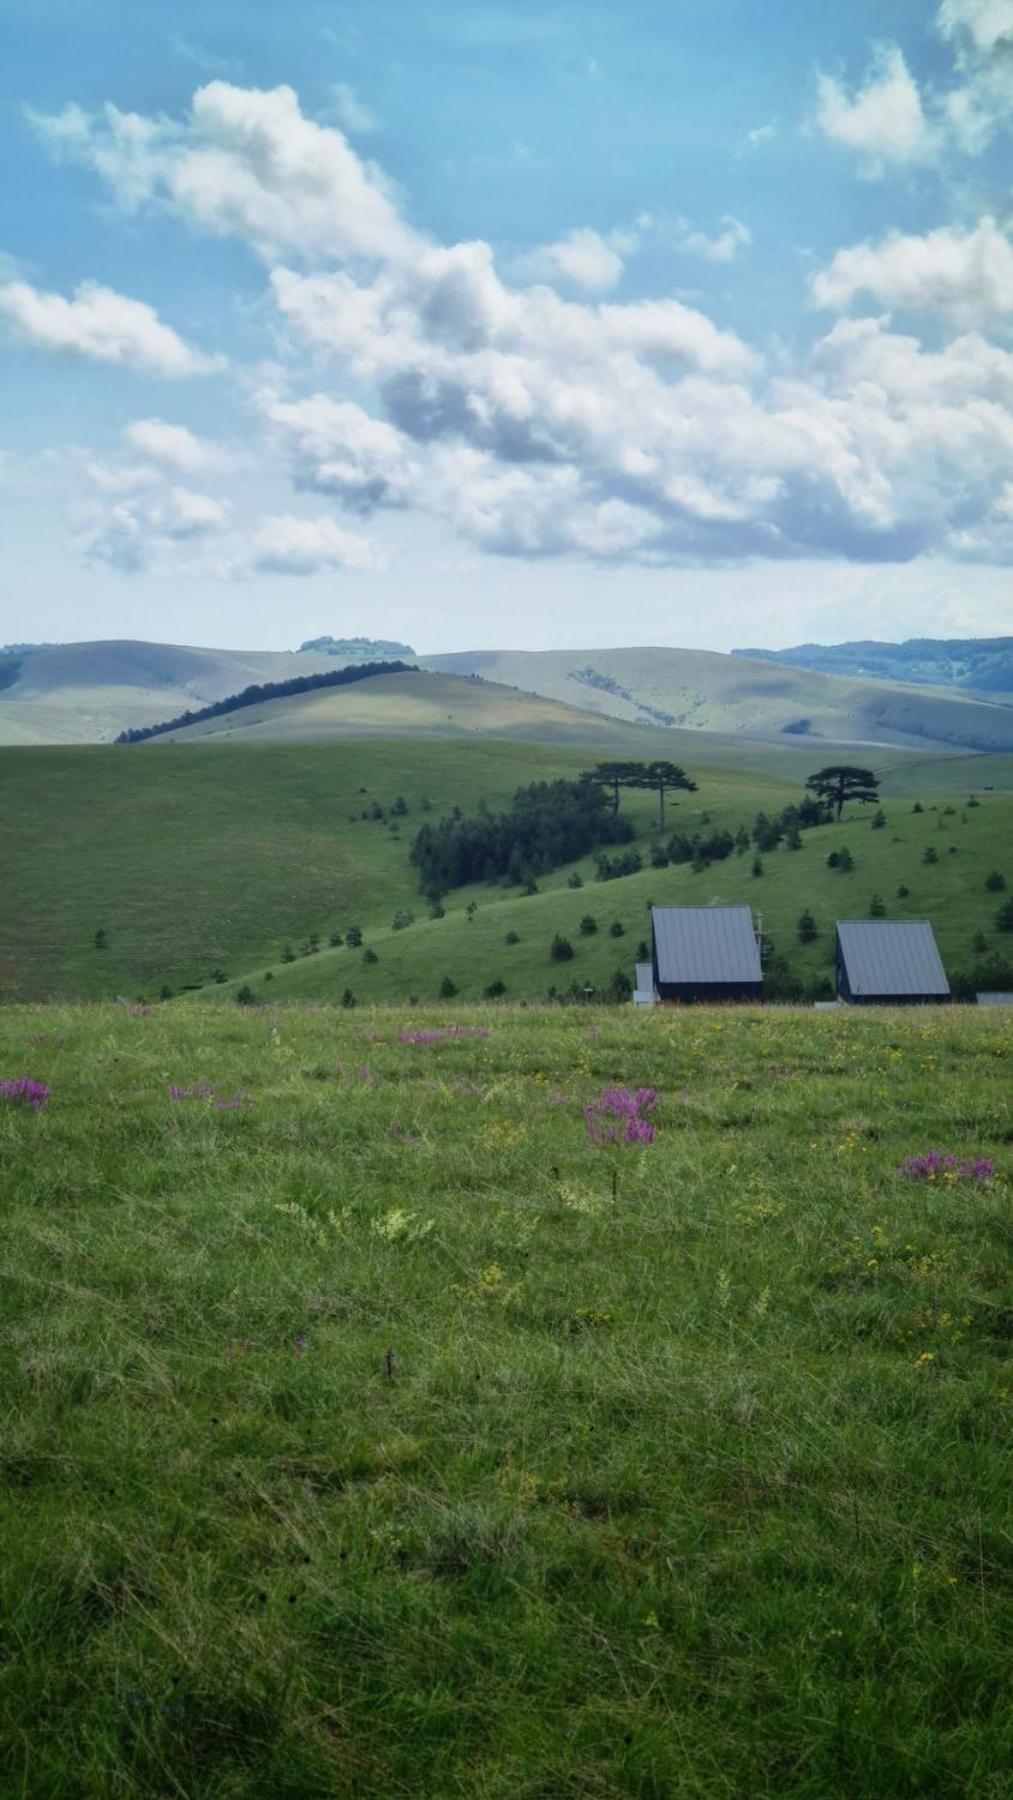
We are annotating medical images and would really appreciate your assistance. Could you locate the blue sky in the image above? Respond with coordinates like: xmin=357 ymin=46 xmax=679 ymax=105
xmin=0 ymin=0 xmax=1010 ymax=653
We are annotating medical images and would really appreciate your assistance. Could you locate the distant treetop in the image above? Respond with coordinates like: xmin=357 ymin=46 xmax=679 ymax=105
xmin=299 ymin=636 xmax=416 ymax=659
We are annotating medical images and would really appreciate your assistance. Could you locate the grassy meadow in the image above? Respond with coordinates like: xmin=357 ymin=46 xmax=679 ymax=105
xmin=0 ymin=1001 xmax=1010 ymax=1796
xmin=1 ymin=735 xmax=1010 ymax=1006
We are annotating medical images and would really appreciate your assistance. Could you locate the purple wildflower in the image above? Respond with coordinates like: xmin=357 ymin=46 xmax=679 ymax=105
xmin=398 ymin=1024 xmax=490 ymax=1046
xmin=623 ymin=1117 xmax=656 ymax=1144
xmin=901 ymin=1150 xmax=995 ymax=1182
xmin=583 ymin=1084 xmax=659 ymax=1145
xmin=169 ymin=1081 xmax=254 ymax=1110
xmin=0 ymin=1077 xmax=50 ymax=1112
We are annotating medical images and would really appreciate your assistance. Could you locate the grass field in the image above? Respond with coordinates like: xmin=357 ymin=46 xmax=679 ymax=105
xmin=0 ymin=1002 xmax=1009 ymax=1796
xmin=3 ymin=735 xmax=1011 ymax=1006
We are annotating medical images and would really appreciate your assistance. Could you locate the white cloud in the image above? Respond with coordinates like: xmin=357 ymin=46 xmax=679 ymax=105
xmin=33 ymin=82 xmax=420 ymax=265
xmin=747 ymin=123 xmax=777 ymax=148
xmin=815 ymin=45 xmax=934 ymax=171
xmin=0 ymin=278 xmax=220 ymax=376
xmin=938 ymin=0 xmax=1013 ymax=55
xmin=78 ymin=485 xmax=229 ymax=571
xmin=150 ymin=487 xmax=230 ymax=538
xmin=330 ymin=82 xmax=379 ymax=134
xmin=937 ymin=0 xmax=1013 ymax=149
xmin=675 ymin=216 xmax=752 ymax=263
xmin=29 ymin=100 xmax=179 ymax=212
xmin=122 ymin=417 xmax=232 ymax=474
xmin=811 ymin=217 xmax=1013 ymax=329
xmin=256 ymin=391 xmax=413 ymax=509
xmin=520 ymin=227 xmax=625 ymax=292
xmin=814 ymin=8 xmax=1013 ymax=169
xmin=31 ymin=77 xmax=1013 ymax=574
xmin=243 ymin=513 xmax=387 ymax=574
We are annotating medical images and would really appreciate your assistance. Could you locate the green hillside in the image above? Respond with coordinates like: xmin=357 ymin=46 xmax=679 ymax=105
xmin=199 ymin=776 xmax=1013 ymax=1010
xmin=733 ymin=636 xmax=1013 ymax=696
xmin=422 ymin=646 xmax=1013 ymax=752
xmin=2 ymin=729 xmax=1009 ymax=1005
xmin=0 ymin=639 xmax=343 ymax=746
xmin=157 ymin=670 xmax=698 ymax=747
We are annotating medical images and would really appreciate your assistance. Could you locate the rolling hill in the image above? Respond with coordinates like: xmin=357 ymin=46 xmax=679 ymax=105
xmin=4 ymin=635 xmax=1013 ymax=753
xmin=153 ymin=670 xmax=696 ymax=749
xmin=0 ymin=639 xmax=342 ymax=746
xmin=732 ymin=636 xmax=1013 ymax=695
xmin=421 ymin=646 xmax=1013 ymax=752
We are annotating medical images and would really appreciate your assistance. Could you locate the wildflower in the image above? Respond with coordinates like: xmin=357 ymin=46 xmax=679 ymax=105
xmin=901 ymin=1150 xmax=995 ymax=1182
xmin=583 ymin=1085 xmax=658 ymax=1145
xmin=398 ymin=1024 xmax=490 ymax=1046
xmin=0 ymin=1077 xmax=49 ymax=1111
xmin=169 ymin=1081 xmax=254 ymax=1110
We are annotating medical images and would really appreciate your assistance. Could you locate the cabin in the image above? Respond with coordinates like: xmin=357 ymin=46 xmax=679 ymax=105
xmin=649 ymin=905 xmax=762 ymax=1004
xmin=835 ymin=920 xmax=950 ymax=1005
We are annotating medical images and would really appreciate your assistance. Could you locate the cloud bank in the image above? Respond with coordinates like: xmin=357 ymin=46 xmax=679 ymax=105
xmin=27 ymin=73 xmax=1013 ymax=575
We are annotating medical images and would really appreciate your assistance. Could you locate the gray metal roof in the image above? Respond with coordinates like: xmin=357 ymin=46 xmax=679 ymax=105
xmin=977 ymin=992 xmax=1013 ymax=1006
xmin=836 ymin=920 xmax=950 ymax=997
xmin=635 ymin=962 xmax=655 ymax=992
xmin=651 ymin=906 xmax=761 ymax=985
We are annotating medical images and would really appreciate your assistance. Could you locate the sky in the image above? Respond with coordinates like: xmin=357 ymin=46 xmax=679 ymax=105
xmin=0 ymin=0 xmax=1010 ymax=655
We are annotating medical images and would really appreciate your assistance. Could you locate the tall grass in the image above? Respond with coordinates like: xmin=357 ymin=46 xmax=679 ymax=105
xmin=0 ymin=1002 xmax=1009 ymax=1795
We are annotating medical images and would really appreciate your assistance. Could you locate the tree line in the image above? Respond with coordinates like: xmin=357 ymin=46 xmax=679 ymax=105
xmin=409 ymin=776 xmax=636 ymax=897
xmin=115 ymin=661 xmax=418 ymax=743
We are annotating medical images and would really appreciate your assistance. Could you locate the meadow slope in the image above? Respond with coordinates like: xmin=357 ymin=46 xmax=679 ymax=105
xmin=2 ymin=737 xmax=1010 ymax=1004
xmin=0 ymin=1002 xmax=1009 ymax=1796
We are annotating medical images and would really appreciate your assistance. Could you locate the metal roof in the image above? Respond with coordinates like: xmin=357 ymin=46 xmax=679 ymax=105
xmin=976 ymin=992 xmax=1013 ymax=1006
xmin=651 ymin=906 xmax=761 ymax=986
xmin=836 ymin=920 xmax=950 ymax=997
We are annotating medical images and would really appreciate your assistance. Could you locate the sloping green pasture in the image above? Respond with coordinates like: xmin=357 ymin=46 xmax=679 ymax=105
xmin=2 ymin=736 xmax=1009 ymax=1005
xmin=0 ymin=1003 xmax=1009 ymax=1796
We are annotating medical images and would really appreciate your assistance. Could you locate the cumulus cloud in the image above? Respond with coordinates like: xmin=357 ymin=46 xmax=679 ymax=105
xmin=937 ymin=0 xmax=1013 ymax=148
xmin=815 ymin=45 xmax=934 ymax=171
xmin=32 ymin=78 xmax=1013 ymax=569
xmin=520 ymin=227 xmax=626 ymax=292
xmin=79 ymin=485 xmax=229 ymax=571
xmin=675 ymin=216 xmax=752 ymax=263
xmin=33 ymin=81 xmax=420 ymax=264
xmin=243 ymin=513 xmax=387 ymax=574
xmin=815 ymin=5 xmax=1013 ymax=168
xmin=0 ymin=277 xmax=221 ymax=375
xmin=256 ymin=392 xmax=413 ymax=509
xmin=811 ymin=217 xmax=1013 ymax=329
xmin=122 ymin=417 xmax=232 ymax=473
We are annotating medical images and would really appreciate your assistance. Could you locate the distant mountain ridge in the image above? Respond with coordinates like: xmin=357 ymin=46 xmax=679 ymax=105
xmin=732 ymin=637 xmax=1013 ymax=696
xmin=2 ymin=634 xmax=1013 ymax=753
